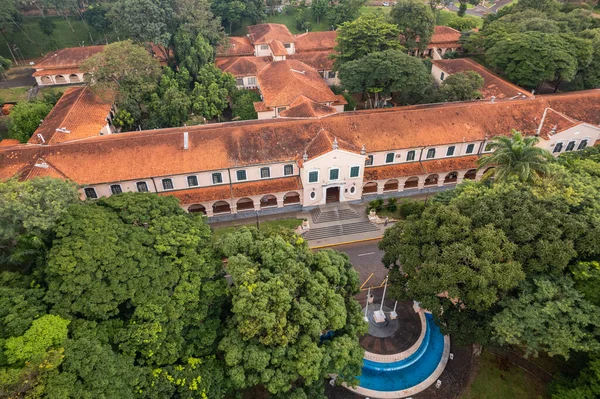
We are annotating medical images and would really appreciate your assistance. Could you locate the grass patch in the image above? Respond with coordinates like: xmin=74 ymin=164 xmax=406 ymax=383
xmin=0 ymin=87 xmax=30 ymax=103
xmin=0 ymin=16 xmax=105 ymax=60
xmin=437 ymin=10 xmax=483 ymax=28
xmin=212 ymin=218 xmax=303 ymax=240
xmin=461 ymin=351 xmax=548 ymax=399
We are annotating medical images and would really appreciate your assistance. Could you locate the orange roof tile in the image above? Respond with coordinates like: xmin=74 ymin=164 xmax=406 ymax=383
xmin=294 ymin=31 xmax=337 ymax=52
xmin=217 ymin=36 xmax=255 ymax=57
xmin=537 ymin=108 xmax=581 ymax=139
xmin=0 ymin=90 xmax=598 ymax=185
xmin=269 ymin=40 xmax=287 ymax=56
xmin=36 ymin=46 xmax=105 ymax=69
xmin=159 ymin=184 xmax=232 ymax=203
xmin=18 ymin=158 xmax=68 ymax=181
xmin=364 ymin=163 xmax=425 ymax=181
xmin=430 ymin=26 xmax=462 ymax=45
xmin=0 ymin=139 xmax=21 ymax=147
xmin=257 ymin=59 xmax=339 ymax=108
xmin=253 ymin=101 xmax=270 ymax=112
xmin=421 ymin=155 xmax=479 ymax=174
xmin=289 ymin=50 xmax=335 ymax=71
xmin=248 ymin=24 xmax=295 ymax=45
xmin=432 ymin=58 xmax=533 ymax=100
xmin=232 ymin=176 xmax=302 ymax=198
xmin=279 ymin=95 xmax=339 ymax=118
xmin=32 ymin=67 xmax=84 ymax=77
xmin=304 ymin=128 xmax=359 ymax=159
xmin=29 ymin=87 xmax=113 ymax=145
xmin=215 ymin=56 xmax=270 ymax=77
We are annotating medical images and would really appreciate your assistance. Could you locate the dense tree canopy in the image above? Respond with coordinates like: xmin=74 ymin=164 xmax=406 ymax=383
xmin=7 ymin=100 xmax=53 ymax=143
xmin=390 ymin=0 xmax=436 ymax=52
xmin=439 ymin=71 xmax=484 ymax=101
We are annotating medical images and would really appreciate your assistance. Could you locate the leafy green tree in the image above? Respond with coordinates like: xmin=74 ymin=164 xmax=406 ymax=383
xmin=38 ymin=17 xmax=55 ymax=37
xmin=174 ymin=31 xmax=214 ymax=79
xmin=212 ymin=0 xmax=246 ymax=33
xmin=190 ymin=64 xmax=236 ymax=120
xmin=113 ymin=109 xmax=135 ymax=132
xmin=338 ymin=49 xmax=431 ymax=107
xmin=110 ymin=0 xmax=174 ymax=49
xmin=7 ymin=101 xmax=53 ymax=143
xmin=440 ymin=71 xmax=484 ymax=101
xmin=551 ymin=356 xmax=600 ymax=399
xmin=477 ymin=130 xmax=553 ymax=183
xmin=458 ymin=2 xmax=467 ymax=17
xmin=570 ymin=261 xmax=600 ymax=306
xmin=391 ymin=0 xmax=436 ymax=52
xmin=216 ymin=227 xmax=367 ymax=395
xmin=84 ymin=3 xmax=112 ymax=35
xmin=327 ymin=0 xmax=367 ymax=28
xmin=448 ymin=17 xmax=478 ymax=32
xmin=491 ymin=277 xmax=600 ymax=358
xmin=231 ymin=89 xmax=260 ymax=120
xmin=4 ymin=315 xmax=69 ymax=365
xmin=312 ymin=0 xmax=328 ymax=24
xmin=333 ymin=14 xmax=402 ymax=69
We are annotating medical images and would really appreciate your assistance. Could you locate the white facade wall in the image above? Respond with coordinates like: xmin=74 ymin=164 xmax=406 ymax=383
xmin=431 ymin=64 xmax=447 ymax=85
xmin=538 ymin=124 xmax=600 ymax=156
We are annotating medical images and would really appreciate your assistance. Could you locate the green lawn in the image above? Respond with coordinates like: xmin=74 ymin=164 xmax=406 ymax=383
xmin=0 ymin=16 xmax=105 ymax=60
xmin=212 ymin=218 xmax=303 ymax=240
xmin=437 ymin=10 xmax=483 ymax=28
xmin=461 ymin=351 xmax=548 ymax=399
xmin=0 ymin=87 xmax=30 ymax=103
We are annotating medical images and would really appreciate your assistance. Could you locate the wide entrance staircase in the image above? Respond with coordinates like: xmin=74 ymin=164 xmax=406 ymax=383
xmin=302 ymin=204 xmax=381 ymax=242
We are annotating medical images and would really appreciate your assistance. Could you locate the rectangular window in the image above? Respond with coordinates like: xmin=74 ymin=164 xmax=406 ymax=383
xmin=446 ymin=146 xmax=455 ymax=156
xmin=426 ymin=148 xmax=436 ymax=159
xmin=407 ymin=151 xmax=415 ymax=161
xmin=553 ymin=142 xmax=563 ymax=153
xmin=136 ymin=182 xmax=148 ymax=192
xmin=260 ymin=44 xmax=269 ymax=50
xmin=350 ymin=166 xmax=360 ymax=178
xmin=212 ymin=173 xmax=223 ymax=184
xmin=276 ymin=107 xmax=286 ymax=115
xmin=84 ymin=187 xmax=97 ymax=199
xmin=248 ymin=77 xmax=256 ymax=85
xmin=236 ymin=170 xmax=247 ymax=181
xmin=565 ymin=141 xmax=576 ymax=152
xmin=284 ymin=164 xmax=293 ymax=176
xmin=365 ymin=155 xmax=374 ymax=166
xmin=187 ymin=175 xmax=198 ymax=187
xmin=327 ymin=71 xmax=336 ymax=79
xmin=110 ymin=185 xmax=122 ymax=195
xmin=440 ymin=72 xmax=445 ymax=81
xmin=260 ymin=167 xmax=270 ymax=178
xmin=385 ymin=153 xmax=395 ymax=163
xmin=329 ymin=169 xmax=339 ymax=180
xmin=484 ymin=143 xmax=493 ymax=152
xmin=162 ymin=178 xmax=174 ymax=190
xmin=466 ymin=144 xmax=475 ymax=154
xmin=578 ymin=140 xmax=588 ymax=150
xmin=235 ymin=77 xmax=243 ymax=86
xmin=308 ymin=171 xmax=318 ymax=183
xmin=284 ymin=43 xmax=291 ymax=48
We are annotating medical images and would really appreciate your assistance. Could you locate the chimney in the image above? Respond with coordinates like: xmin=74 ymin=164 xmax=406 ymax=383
xmin=490 ymin=96 xmax=496 ymax=104
xmin=360 ymin=144 xmax=366 ymax=155
xmin=183 ymin=132 xmax=189 ymax=150
xmin=332 ymin=137 xmax=338 ymax=150
xmin=303 ymin=151 xmax=308 ymax=162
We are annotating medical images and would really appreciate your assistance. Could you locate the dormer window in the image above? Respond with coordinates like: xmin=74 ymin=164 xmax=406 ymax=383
xmin=284 ymin=164 xmax=293 ymax=176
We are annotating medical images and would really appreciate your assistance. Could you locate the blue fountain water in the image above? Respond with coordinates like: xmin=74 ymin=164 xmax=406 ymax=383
xmin=358 ymin=313 xmax=445 ymax=392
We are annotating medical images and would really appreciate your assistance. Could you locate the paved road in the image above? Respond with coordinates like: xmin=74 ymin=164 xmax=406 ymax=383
xmin=323 ymin=240 xmax=389 ymax=290
xmin=444 ymin=0 xmax=514 ymax=18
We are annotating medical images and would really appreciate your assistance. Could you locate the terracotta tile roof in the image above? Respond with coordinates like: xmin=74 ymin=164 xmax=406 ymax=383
xmin=0 ymin=139 xmax=21 ymax=147
xmin=294 ymin=31 xmax=337 ymax=52
xmin=29 ymin=87 xmax=113 ymax=145
xmin=217 ymin=36 xmax=255 ymax=57
xmin=248 ymin=24 xmax=295 ymax=45
xmin=269 ymin=40 xmax=287 ymax=56
xmin=432 ymin=58 xmax=533 ymax=100
xmin=18 ymin=158 xmax=68 ymax=181
xmin=364 ymin=163 xmax=425 ymax=181
xmin=289 ymin=50 xmax=335 ymax=71
xmin=32 ymin=67 xmax=83 ymax=77
xmin=333 ymin=94 xmax=347 ymax=106
xmin=1 ymin=90 xmax=599 ymax=185
xmin=537 ymin=108 xmax=581 ymax=139
xmin=279 ymin=95 xmax=339 ymax=118
xmin=430 ymin=26 xmax=462 ymax=45
xmin=253 ymin=101 xmax=270 ymax=112
xmin=232 ymin=176 xmax=302 ymax=198
xmin=215 ymin=56 xmax=270 ymax=77
xmin=159 ymin=184 xmax=231 ymax=203
xmin=304 ymin=128 xmax=359 ymax=159
xmin=421 ymin=155 xmax=479 ymax=174
xmin=257 ymin=59 xmax=339 ymax=108
xmin=36 ymin=46 xmax=105 ymax=69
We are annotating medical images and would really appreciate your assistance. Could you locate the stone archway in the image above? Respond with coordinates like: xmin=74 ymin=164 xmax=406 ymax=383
xmin=404 ymin=177 xmax=419 ymax=189
xmin=443 ymin=172 xmax=458 ymax=184
xmin=69 ymin=73 xmax=81 ymax=83
xmin=260 ymin=195 xmax=277 ymax=208
xmin=41 ymin=75 xmax=53 ymax=85
xmin=363 ymin=182 xmax=378 ymax=195
xmin=188 ymin=204 xmax=206 ymax=214
xmin=464 ymin=169 xmax=477 ymax=180
xmin=383 ymin=179 xmax=399 ymax=191
xmin=283 ymin=191 xmax=300 ymax=205
xmin=424 ymin=174 xmax=439 ymax=186
xmin=55 ymin=75 xmax=67 ymax=84
xmin=212 ymin=201 xmax=231 ymax=214
xmin=236 ymin=197 xmax=254 ymax=212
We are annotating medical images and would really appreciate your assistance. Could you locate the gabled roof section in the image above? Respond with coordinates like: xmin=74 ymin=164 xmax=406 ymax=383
xmin=269 ymin=39 xmax=287 ymax=56
xmin=536 ymin=108 xmax=581 ymax=139
xmin=289 ymin=50 xmax=335 ymax=71
xmin=29 ymin=87 xmax=113 ymax=145
xmin=217 ymin=36 xmax=255 ymax=57
xmin=36 ymin=45 xmax=105 ymax=69
xmin=430 ymin=26 xmax=461 ymax=45
xmin=432 ymin=58 xmax=533 ymax=100
xmin=541 ymin=90 xmax=600 ymax=126
xmin=257 ymin=59 xmax=339 ymax=108
xmin=304 ymin=128 xmax=359 ymax=160
xmin=215 ymin=56 xmax=270 ymax=77
xmin=18 ymin=158 xmax=68 ymax=181
xmin=294 ymin=31 xmax=337 ymax=52
xmin=248 ymin=24 xmax=295 ymax=45
xmin=280 ymin=95 xmax=339 ymax=119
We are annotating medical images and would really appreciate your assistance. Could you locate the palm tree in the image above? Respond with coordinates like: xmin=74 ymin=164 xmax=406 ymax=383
xmin=477 ymin=130 xmax=553 ymax=183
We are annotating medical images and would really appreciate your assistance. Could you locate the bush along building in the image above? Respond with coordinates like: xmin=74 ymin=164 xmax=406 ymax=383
xmin=1 ymin=89 xmax=599 ymax=221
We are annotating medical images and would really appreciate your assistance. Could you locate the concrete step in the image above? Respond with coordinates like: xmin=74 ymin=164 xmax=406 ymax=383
xmin=311 ymin=207 xmax=362 ymax=224
xmin=303 ymin=221 xmax=380 ymax=241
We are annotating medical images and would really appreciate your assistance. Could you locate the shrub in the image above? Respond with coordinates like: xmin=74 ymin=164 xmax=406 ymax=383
xmin=386 ymin=198 xmax=398 ymax=212
xmin=367 ymin=198 xmax=384 ymax=214
xmin=398 ymin=199 xmax=425 ymax=219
